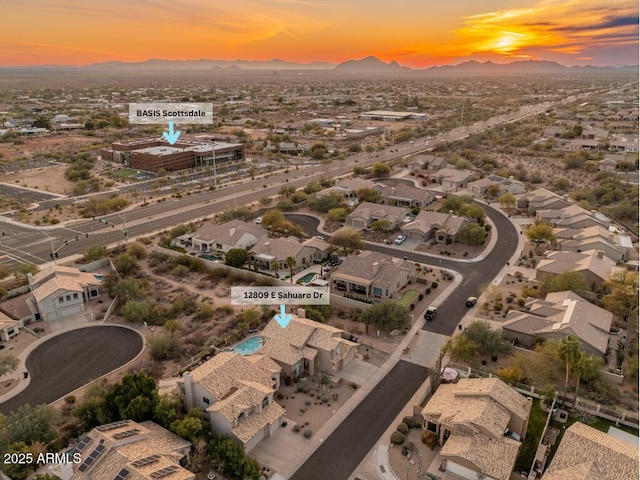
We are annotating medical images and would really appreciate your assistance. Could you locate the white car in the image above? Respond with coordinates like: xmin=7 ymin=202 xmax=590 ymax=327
xmin=394 ymin=235 xmax=407 ymax=245
xmin=255 ymin=217 xmax=262 ymax=224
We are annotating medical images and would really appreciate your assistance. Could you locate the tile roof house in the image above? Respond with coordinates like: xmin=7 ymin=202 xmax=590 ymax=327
xmin=516 ymin=188 xmax=571 ymax=213
xmin=260 ymin=314 xmax=358 ymax=378
xmin=191 ymin=219 xmax=267 ymax=254
xmin=54 ymin=420 xmax=192 ymax=480
xmin=555 ymin=225 xmax=632 ymax=262
xmin=27 ymin=265 xmax=102 ymax=321
xmin=411 ymin=154 xmax=448 ymax=171
xmin=345 ymin=201 xmax=408 ymax=230
xmin=377 ymin=184 xmax=435 ymax=208
xmin=502 ymin=291 xmax=612 ymax=356
xmin=401 ymin=210 xmax=469 ymax=243
xmin=331 ymin=250 xmax=413 ymax=300
xmin=0 ymin=311 xmax=20 ymax=342
xmin=536 ymin=249 xmax=615 ymax=288
xmin=421 ymin=377 xmax=532 ymax=480
xmin=179 ymin=351 xmax=284 ymax=452
xmin=249 ymin=236 xmax=330 ymax=273
xmin=536 ymin=204 xmax=611 ymax=230
xmin=542 ymin=422 xmax=639 ymax=480
xmin=466 ymin=175 xmax=526 ymax=196
xmin=433 ymin=168 xmax=476 ymax=192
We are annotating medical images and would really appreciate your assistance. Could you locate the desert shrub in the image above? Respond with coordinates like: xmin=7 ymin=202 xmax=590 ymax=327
xmin=293 ymin=424 xmax=301 ymax=433
xmin=303 ymin=429 xmax=313 ymax=438
xmin=396 ymin=422 xmax=409 ymax=434
xmin=431 ymin=281 xmax=438 ymax=289
xmin=422 ymin=430 xmax=438 ymax=447
xmin=321 ymin=395 xmax=330 ymax=404
xmin=390 ymin=431 xmax=405 ymax=445
xmin=402 ymin=416 xmax=421 ymax=429
xmin=401 ymin=441 xmax=414 ymax=456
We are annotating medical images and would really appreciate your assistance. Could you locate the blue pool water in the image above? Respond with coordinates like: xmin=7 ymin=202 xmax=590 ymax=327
xmin=232 ymin=336 xmax=264 ymax=355
xmin=94 ymin=274 xmax=104 ymax=281
xmin=298 ymin=272 xmax=316 ymax=284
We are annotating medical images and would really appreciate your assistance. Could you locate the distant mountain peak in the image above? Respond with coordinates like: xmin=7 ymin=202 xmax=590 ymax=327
xmin=334 ymin=56 xmax=409 ymax=72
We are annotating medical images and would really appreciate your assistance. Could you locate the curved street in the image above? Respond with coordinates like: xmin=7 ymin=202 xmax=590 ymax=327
xmin=0 ymin=326 xmax=143 ymax=415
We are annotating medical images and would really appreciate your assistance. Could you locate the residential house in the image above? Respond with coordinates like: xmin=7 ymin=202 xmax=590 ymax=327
xmin=191 ymin=219 xmax=267 ymax=254
xmin=569 ymin=138 xmax=600 ymax=150
xmin=421 ymin=377 xmax=532 ymax=480
xmin=542 ymin=422 xmax=638 ymax=480
xmin=502 ymin=291 xmax=612 ymax=356
xmin=377 ymin=184 xmax=435 ymax=208
xmin=249 ymin=236 xmax=330 ymax=272
xmin=334 ymin=178 xmax=379 ymax=193
xmin=54 ymin=420 xmax=192 ymax=480
xmin=581 ymin=125 xmax=609 ymax=140
xmin=609 ymin=134 xmax=639 ymax=153
xmin=537 ymin=204 xmax=611 ymax=229
xmin=412 ymin=154 xmax=448 ymax=171
xmin=555 ymin=225 xmax=632 ymax=262
xmin=260 ymin=314 xmax=358 ymax=378
xmin=466 ymin=175 xmax=526 ymax=196
xmin=331 ymin=251 xmax=413 ymax=299
xmin=433 ymin=168 xmax=476 ymax=191
xmin=345 ymin=201 xmax=408 ymax=230
xmin=536 ymin=249 xmax=616 ymax=288
xmin=516 ymin=188 xmax=571 ymax=213
xmin=401 ymin=211 xmax=469 ymax=244
xmin=0 ymin=311 xmax=20 ymax=342
xmin=598 ymin=156 xmax=620 ymax=172
xmin=542 ymin=126 xmax=564 ymax=139
xmin=179 ymin=352 xmax=284 ymax=451
xmin=28 ymin=265 xmax=101 ymax=321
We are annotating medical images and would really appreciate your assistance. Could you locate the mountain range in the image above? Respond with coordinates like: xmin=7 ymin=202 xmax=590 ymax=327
xmin=1 ymin=56 xmax=638 ymax=75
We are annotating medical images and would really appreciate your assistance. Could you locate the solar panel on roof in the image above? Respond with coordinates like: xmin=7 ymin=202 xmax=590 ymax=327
xmin=150 ymin=465 xmax=178 ymax=478
xmin=131 ymin=454 xmax=161 ymax=468
xmin=96 ymin=420 xmax=130 ymax=431
xmin=77 ymin=444 xmax=106 ymax=472
xmin=112 ymin=428 xmax=141 ymax=440
xmin=72 ymin=435 xmax=91 ymax=454
xmin=114 ymin=468 xmax=130 ymax=480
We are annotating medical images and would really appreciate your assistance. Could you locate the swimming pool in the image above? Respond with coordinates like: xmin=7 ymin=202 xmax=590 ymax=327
xmin=232 ymin=336 xmax=264 ymax=355
xmin=298 ymin=272 xmax=317 ymax=284
xmin=94 ymin=274 xmax=104 ymax=281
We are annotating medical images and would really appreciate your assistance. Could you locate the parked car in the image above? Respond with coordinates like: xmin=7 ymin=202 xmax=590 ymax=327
xmin=255 ymin=217 xmax=263 ymax=224
xmin=394 ymin=234 xmax=407 ymax=245
xmin=465 ymin=296 xmax=478 ymax=307
xmin=424 ymin=307 xmax=437 ymax=320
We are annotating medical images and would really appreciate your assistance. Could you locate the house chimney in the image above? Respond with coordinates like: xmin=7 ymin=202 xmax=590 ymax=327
xmin=597 ymin=250 xmax=604 ymax=259
xmin=590 ymin=210 xmax=597 ymax=217
xmin=297 ymin=307 xmax=306 ymax=318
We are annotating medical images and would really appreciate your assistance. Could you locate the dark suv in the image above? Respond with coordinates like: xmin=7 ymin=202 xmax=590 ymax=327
xmin=424 ymin=307 xmax=437 ymax=321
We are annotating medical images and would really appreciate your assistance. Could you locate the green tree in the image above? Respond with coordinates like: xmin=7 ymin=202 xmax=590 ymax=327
xmin=114 ymin=253 xmax=140 ymax=276
xmin=443 ymin=335 xmax=478 ymax=363
xmin=361 ymin=301 xmax=410 ymax=331
xmin=525 ymin=221 xmax=556 ymax=245
xmin=126 ymin=242 xmax=148 ymax=260
xmin=603 ymin=270 xmax=639 ymax=321
xmin=356 ymin=188 xmax=381 ymax=203
xmin=82 ymin=245 xmax=109 ymax=262
xmin=371 ymin=162 xmax=391 ymax=177
xmin=112 ymin=278 xmax=148 ymax=303
xmin=353 ymin=166 xmax=367 ymax=175
xmin=13 ymin=263 xmax=39 ymax=284
xmin=286 ymin=256 xmax=297 ymax=283
xmin=571 ymin=352 xmax=601 ymax=400
xmin=486 ymin=184 xmax=500 ymax=198
xmin=497 ymin=191 xmax=516 ymax=209
xmin=459 ymin=203 xmax=486 ymax=222
xmin=2 ymin=442 xmax=34 ymax=480
xmin=121 ymin=300 xmax=154 ymax=323
xmin=171 ymin=408 xmax=207 ymax=442
xmin=0 ymin=356 xmax=19 ymax=376
xmin=308 ymin=193 xmax=345 ymax=213
xmin=225 ymin=248 xmax=249 ymax=268
xmin=0 ymin=404 xmax=59 ymax=453
xmin=463 ymin=321 xmax=510 ymax=357
xmin=371 ymin=219 xmax=391 ymax=231
xmin=260 ymin=209 xmax=285 ymax=229
xmin=153 ymin=395 xmax=182 ymax=429
xmin=164 ymin=319 xmax=182 ymax=335
xmin=558 ymin=336 xmax=581 ymax=397
xmin=104 ymin=372 xmax=159 ymax=422
xmin=329 ymin=228 xmax=364 ymax=256
xmin=209 ymin=436 xmax=261 ymax=480
xmin=327 ymin=207 xmax=347 ymax=222
xmin=148 ymin=333 xmax=183 ymax=361
xmin=457 ymin=223 xmax=487 ymax=246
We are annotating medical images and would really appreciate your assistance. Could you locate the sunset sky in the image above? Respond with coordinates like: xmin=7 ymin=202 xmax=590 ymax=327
xmin=1 ymin=0 xmax=637 ymax=67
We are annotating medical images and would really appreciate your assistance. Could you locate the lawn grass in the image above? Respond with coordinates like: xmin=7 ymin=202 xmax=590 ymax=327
xmin=110 ymin=168 xmax=138 ymax=179
xmin=396 ymin=290 xmax=420 ymax=308
xmin=515 ymin=398 xmax=548 ymax=473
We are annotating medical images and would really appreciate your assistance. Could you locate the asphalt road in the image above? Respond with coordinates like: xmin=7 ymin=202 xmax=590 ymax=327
xmin=286 ymin=201 xmax=518 ymax=336
xmin=290 ymin=361 xmax=429 ymax=480
xmin=0 ymin=326 xmax=143 ymax=415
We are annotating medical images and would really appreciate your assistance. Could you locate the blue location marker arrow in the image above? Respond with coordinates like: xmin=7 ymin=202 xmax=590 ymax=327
xmin=275 ymin=304 xmax=292 ymax=328
xmin=162 ymin=121 xmax=181 ymax=145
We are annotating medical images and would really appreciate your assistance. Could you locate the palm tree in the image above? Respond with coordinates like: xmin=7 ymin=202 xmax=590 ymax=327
xmin=286 ymin=256 xmax=297 ymax=283
xmin=571 ymin=352 xmax=600 ymax=402
xmin=558 ymin=336 xmax=580 ymax=399
xmin=270 ymin=260 xmax=280 ymax=274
